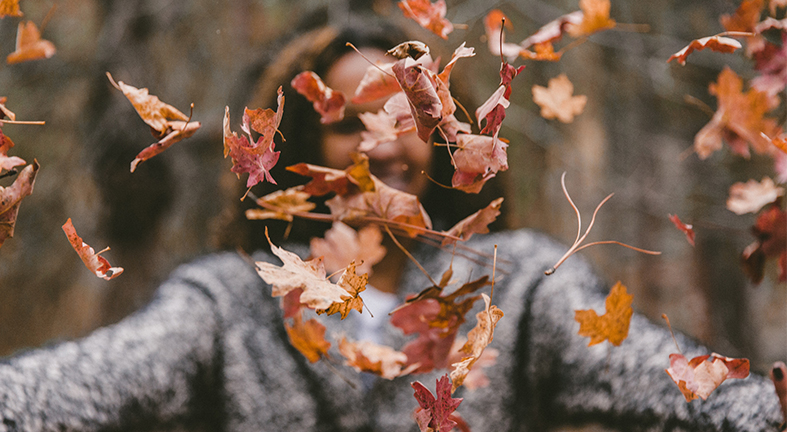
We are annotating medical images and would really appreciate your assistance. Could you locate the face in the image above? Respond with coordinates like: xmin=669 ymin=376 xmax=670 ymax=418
xmin=322 ymin=49 xmax=432 ymax=197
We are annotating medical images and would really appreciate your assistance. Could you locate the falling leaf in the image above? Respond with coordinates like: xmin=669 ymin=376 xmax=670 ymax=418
xmin=741 ymin=203 xmax=786 ymax=283
xmin=726 ymin=177 xmax=785 ymax=215
xmin=451 ymin=134 xmax=508 ymax=194
xmin=310 ymin=222 xmax=386 ymax=276
xmin=285 ymin=313 xmax=331 ymax=363
xmin=338 ymin=338 xmax=416 ymax=379
xmin=387 ymin=41 xmax=431 ymax=60
xmin=447 ymin=337 xmax=499 ymax=391
xmin=520 ymin=42 xmax=563 ymax=62
xmin=476 ymin=62 xmax=525 ymax=137
xmin=398 ymin=0 xmax=453 ymax=40
xmin=411 ymin=375 xmax=463 ymax=432
xmin=442 ymin=198 xmax=504 ymax=246
xmin=352 ymin=62 xmax=400 ymax=104
xmin=130 ymin=120 xmax=201 ymax=172
xmin=665 ymin=353 xmax=750 ymax=401
xmin=720 ymin=0 xmax=763 ymax=33
xmin=0 ymin=119 xmax=25 ymax=173
xmin=668 ymin=214 xmax=696 ymax=247
xmin=6 ymin=21 xmax=55 ymax=64
xmin=392 ymin=57 xmax=443 ymax=142
xmin=532 ymin=74 xmax=587 ymax=123
xmin=245 ymin=187 xmax=316 ymax=222
xmin=566 ymin=0 xmax=616 ymax=38
xmin=694 ymin=67 xmax=779 ymax=159
xmin=0 ymin=0 xmax=23 ymax=18
xmin=483 ymin=10 xmax=522 ymax=62
xmin=315 ymin=261 xmax=367 ymax=319
xmin=107 ymin=72 xmax=189 ymax=135
xmin=521 ymin=11 xmax=583 ymax=50
xmin=574 ymin=281 xmax=632 ymax=346
xmin=449 ymin=294 xmax=504 ymax=392
xmin=62 ymin=217 xmax=124 ymax=280
xmin=667 ymin=36 xmax=742 ymax=65
xmin=0 ymin=160 xmax=38 ymax=248
xmin=291 ymin=71 xmax=345 ymax=124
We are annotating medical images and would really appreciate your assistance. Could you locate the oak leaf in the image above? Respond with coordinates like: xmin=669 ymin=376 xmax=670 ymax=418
xmin=6 ymin=21 xmax=55 ymax=64
xmin=0 ymin=160 xmax=38 ymax=248
xmin=411 ymin=375 xmax=463 ymax=432
xmin=566 ymin=0 xmax=616 ymax=38
xmin=442 ymin=198 xmax=503 ymax=246
xmin=0 ymin=0 xmax=22 ymax=18
xmin=449 ymin=294 xmax=503 ymax=392
xmin=398 ymin=0 xmax=453 ymax=40
xmin=246 ymin=187 xmax=316 ymax=222
xmin=338 ymin=338 xmax=416 ymax=379
xmin=668 ymin=36 xmax=742 ymax=66
xmin=668 ymin=214 xmax=695 ymax=247
xmin=62 ymin=217 xmax=124 ymax=280
xmin=726 ymin=177 xmax=785 ymax=215
xmin=285 ymin=313 xmax=331 ymax=363
xmin=310 ymin=222 xmax=386 ymax=276
xmin=291 ymin=71 xmax=345 ymax=124
xmin=532 ymin=74 xmax=587 ymax=123
xmin=665 ymin=353 xmax=750 ymax=401
xmin=574 ymin=281 xmax=632 ymax=346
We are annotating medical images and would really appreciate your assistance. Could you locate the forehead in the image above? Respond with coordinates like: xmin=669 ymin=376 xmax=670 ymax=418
xmin=324 ymin=48 xmax=390 ymax=117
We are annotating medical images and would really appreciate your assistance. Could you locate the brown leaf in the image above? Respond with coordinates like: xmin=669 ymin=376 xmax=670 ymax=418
xmin=338 ymin=338 xmax=415 ymax=379
xmin=0 ymin=160 xmax=38 ymax=248
xmin=0 ymin=116 xmax=25 ymax=173
xmin=315 ymin=261 xmax=367 ymax=319
xmin=392 ymin=58 xmax=443 ymax=142
xmin=107 ymin=72 xmax=189 ymax=135
xmin=387 ymin=41 xmax=431 ymax=60
xmin=285 ymin=313 xmax=331 ymax=363
xmin=6 ymin=21 xmax=55 ymax=64
xmin=442 ymin=198 xmax=503 ymax=246
xmin=449 ymin=294 xmax=504 ymax=392
xmin=246 ymin=187 xmax=316 ymax=222
xmin=130 ymin=120 xmax=201 ymax=172
xmin=742 ymin=204 xmax=787 ymax=283
xmin=62 ymin=217 xmax=124 ymax=280
xmin=668 ymin=36 xmax=742 ymax=65
xmin=726 ymin=177 xmax=785 ymax=215
xmin=411 ymin=375 xmax=463 ymax=432
xmin=666 ymin=353 xmax=750 ymax=401
xmin=574 ymin=281 xmax=632 ymax=346
xmin=532 ymin=74 xmax=587 ymax=123
xmin=310 ymin=222 xmax=386 ymax=276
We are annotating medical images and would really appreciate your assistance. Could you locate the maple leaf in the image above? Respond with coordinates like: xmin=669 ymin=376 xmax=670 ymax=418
xmin=285 ymin=313 xmax=331 ymax=363
xmin=411 ymin=375 xmax=463 ymax=432
xmin=694 ymin=67 xmax=780 ymax=159
xmin=665 ymin=353 xmax=750 ymax=401
xmin=720 ymin=0 xmax=763 ymax=33
xmin=449 ymin=294 xmax=504 ymax=392
xmin=668 ymin=214 xmax=695 ymax=247
xmin=483 ymin=10 xmax=523 ymax=62
xmin=398 ymin=0 xmax=453 ymax=40
xmin=246 ymin=187 xmax=316 ymax=222
xmin=310 ymin=222 xmax=386 ymax=276
xmin=0 ymin=160 xmax=38 ymax=248
xmin=727 ymin=177 xmax=785 ymax=215
xmin=0 ymin=0 xmax=22 ymax=18
xmin=6 ymin=21 xmax=55 ymax=64
xmin=451 ymin=134 xmax=508 ymax=194
xmin=574 ymin=281 xmax=632 ymax=346
xmin=741 ymin=203 xmax=787 ymax=283
xmin=62 ymin=218 xmax=124 ymax=280
xmin=442 ymin=198 xmax=504 ymax=246
xmin=130 ymin=120 xmax=201 ymax=172
xmin=520 ymin=42 xmax=564 ymax=62
xmin=107 ymin=72 xmax=189 ymax=136
xmin=532 ymin=74 xmax=587 ymax=123
xmin=338 ymin=338 xmax=416 ymax=379
xmin=566 ymin=0 xmax=616 ymax=38
xmin=667 ymin=36 xmax=742 ymax=66
xmin=315 ymin=261 xmax=368 ymax=319
xmin=291 ymin=71 xmax=346 ymax=124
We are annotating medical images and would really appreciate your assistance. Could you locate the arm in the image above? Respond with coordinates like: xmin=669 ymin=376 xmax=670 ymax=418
xmin=0 ymin=276 xmax=221 ymax=432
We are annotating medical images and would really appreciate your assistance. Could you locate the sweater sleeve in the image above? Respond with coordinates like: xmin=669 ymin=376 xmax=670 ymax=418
xmin=522 ymin=257 xmax=783 ymax=431
xmin=0 ymin=274 xmax=221 ymax=432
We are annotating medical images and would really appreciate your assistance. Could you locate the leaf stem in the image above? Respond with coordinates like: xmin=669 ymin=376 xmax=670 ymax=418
xmin=383 ymin=225 xmax=438 ymax=286
xmin=0 ymin=120 xmax=46 ymax=125
xmin=346 ymin=42 xmax=397 ymax=80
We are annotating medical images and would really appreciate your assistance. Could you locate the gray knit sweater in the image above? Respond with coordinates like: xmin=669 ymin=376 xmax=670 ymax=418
xmin=0 ymin=229 xmax=781 ymax=431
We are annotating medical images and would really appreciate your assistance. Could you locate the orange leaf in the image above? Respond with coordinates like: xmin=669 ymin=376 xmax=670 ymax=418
xmin=0 ymin=0 xmax=23 ymax=18
xmin=107 ymin=72 xmax=189 ymax=135
xmin=291 ymin=71 xmax=345 ymax=124
xmin=62 ymin=217 xmax=124 ymax=280
xmin=449 ymin=294 xmax=504 ymax=392
xmin=0 ymin=160 xmax=38 ymax=248
xmin=720 ymin=0 xmax=763 ymax=33
xmin=398 ymin=0 xmax=453 ymax=40
xmin=665 ymin=353 xmax=750 ymax=401
xmin=574 ymin=281 xmax=632 ymax=346
xmin=532 ymin=74 xmax=587 ymax=123
xmin=667 ymin=36 xmax=742 ymax=65
xmin=310 ymin=222 xmax=386 ymax=276
xmin=6 ymin=21 xmax=55 ymax=65
xmin=285 ymin=313 xmax=331 ymax=363
xmin=566 ymin=0 xmax=616 ymax=38
xmin=338 ymin=338 xmax=415 ymax=379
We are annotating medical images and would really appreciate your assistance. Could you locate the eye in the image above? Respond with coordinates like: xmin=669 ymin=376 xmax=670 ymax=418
xmin=324 ymin=116 xmax=365 ymax=135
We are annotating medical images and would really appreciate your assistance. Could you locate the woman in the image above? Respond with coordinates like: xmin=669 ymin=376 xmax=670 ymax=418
xmin=0 ymin=12 xmax=782 ymax=432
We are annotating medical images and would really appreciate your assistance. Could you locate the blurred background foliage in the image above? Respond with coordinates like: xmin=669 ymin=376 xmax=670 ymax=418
xmin=0 ymin=0 xmax=783 ymax=400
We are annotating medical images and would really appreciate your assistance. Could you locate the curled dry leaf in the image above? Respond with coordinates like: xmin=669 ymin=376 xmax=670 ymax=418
xmin=574 ymin=281 xmax=632 ymax=346
xmin=447 ymin=337 xmax=499 ymax=391
xmin=566 ymin=0 xmax=616 ymax=38
xmin=107 ymin=72 xmax=189 ymax=135
xmin=310 ymin=222 xmax=387 ymax=276
xmin=6 ymin=21 xmax=55 ymax=64
xmin=665 ymin=353 xmax=750 ymax=401
xmin=668 ymin=36 xmax=742 ymax=65
xmin=449 ymin=294 xmax=504 ymax=393
xmin=451 ymin=134 xmax=508 ymax=194
xmin=285 ymin=313 xmax=331 ymax=363
xmin=388 ymin=41 xmax=431 ymax=60
xmin=131 ymin=120 xmax=201 ymax=172
xmin=0 ymin=160 xmax=38 ymax=248
xmin=411 ymin=375 xmax=463 ymax=432
xmin=694 ymin=67 xmax=779 ymax=159
xmin=532 ymin=74 xmax=587 ymax=123
xmin=291 ymin=71 xmax=346 ymax=124
xmin=726 ymin=177 xmax=785 ymax=215
xmin=246 ymin=187 xmax=316 ymax=222
xmin=442 ymin=198 xmax=504 ymax=246
xmin=476 ymin=62 xmax=525 ymax=138
xmin=392 ymin=58 xmax=443 ymax=142
xmin=0 ymin=0 xmax=23 ymax=18
xmin=62 ymin=217 xmax=124 ymax=280
xmin=483 ymin=10 xmax=522 ymax=62
xmin=398 ymin=0 xmax=453 ymax=40
xmin=668 ymin=214 xmax=695 ymax=247
xmin=338 ymin=338 xmax=416 ymax=379
xmin=741 ymin=203 xmax=787 ymax=283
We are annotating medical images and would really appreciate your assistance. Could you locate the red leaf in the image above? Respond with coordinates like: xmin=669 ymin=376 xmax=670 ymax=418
xmin=62 ymin=218 xmax=124 ymax=280
xmin=392 ymin=58 xmax=443 ymax=142
xmin=0 ymin=160 xmax=38 ymax=248
xmin=668 ymin=214 xmax=695 ymax=247
xmin=451 ymin=134 xmax=508 ymax=194
xmin=291 ymin=71 xmax=346 ymax=124
xmin=0 ymin=124 xmax=25 ymax=173
xmin=742 ymin=203 xmax=787 ymax=283
xmin=411 ymin=375 xmax=463 ymax=432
